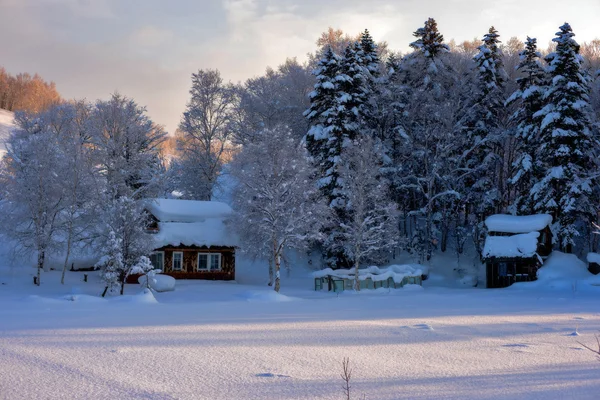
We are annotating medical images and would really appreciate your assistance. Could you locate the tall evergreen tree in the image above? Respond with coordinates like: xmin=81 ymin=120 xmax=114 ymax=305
xmin=304 ymin=46 xmax=340 ymax=177
xmin=531 ymin=23 xmax=597 ymax=252
xmin=458 ymin=26 xmax=507 ymax=218
xmin=359 ymin=29 xmax=380 ymax=78
xmin=506 ymin=37 xmax=546 ymax=214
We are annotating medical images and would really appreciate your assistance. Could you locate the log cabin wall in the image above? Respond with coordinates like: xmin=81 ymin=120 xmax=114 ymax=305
xmin=158 ymin=245 xmax=235 ymax=281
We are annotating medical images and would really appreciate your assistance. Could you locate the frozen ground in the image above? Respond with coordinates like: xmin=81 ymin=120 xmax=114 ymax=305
xmin=1 ymin=260 xmax=600 ymax=399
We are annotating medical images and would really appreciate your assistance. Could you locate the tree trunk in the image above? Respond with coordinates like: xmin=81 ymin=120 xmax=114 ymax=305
xmin=61 ymin=219 xmax=74 ymax=285
xmin=36 ymin=249 xmax=45 ymax=286
xmin=274 ymin=253 xmax=281 ymax=293
xmin=353 ymin=248 xmax=360 ymax=291
xmin=268 ymin=256 xmax=274 ymax=286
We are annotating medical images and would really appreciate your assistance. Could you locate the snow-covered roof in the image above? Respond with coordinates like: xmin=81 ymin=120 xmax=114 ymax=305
xmin=145 ymin=199 xmax=233 ymax=223
xmin=485 ymin=214 xmax=552 ymax=234
xmin=153 ymin=221 xmax=237 ymax=248
xmin=482 ymin=232 xmax=540 ymax=259
xmin=145 ymin=199 xmax=236 ymax=248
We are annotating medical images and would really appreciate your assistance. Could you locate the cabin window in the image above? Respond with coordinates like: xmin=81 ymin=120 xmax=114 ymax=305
xmin=498 ymin=262 xmax=507 ymax=277
xmin=198 ymin=253 xmax=221 ymax=271
xmin=172 ymin=252 xmax=183 ymax=271
xmin=150 ymin=252 xmax=164 ymax=271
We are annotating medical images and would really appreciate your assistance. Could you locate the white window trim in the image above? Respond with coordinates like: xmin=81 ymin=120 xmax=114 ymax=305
xmin=151 ymin=251 xmax=164 ymax=271
xmin=197 ymin=253 xmax=221 ymax=271
xmin=172 ymin=251 xmax=183 ymax=271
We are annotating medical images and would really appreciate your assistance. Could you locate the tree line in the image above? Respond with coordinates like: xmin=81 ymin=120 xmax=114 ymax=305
xmin=2 ymin=19 xmax=600 ymax=292
xmin=0 ymin=67 xmax=62 ymax=113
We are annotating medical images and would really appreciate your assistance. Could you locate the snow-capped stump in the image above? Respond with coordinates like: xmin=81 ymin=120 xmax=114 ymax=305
xmin=586 ymin=253 xmax=600 ymax=275
xmin=138 ymin=273 xmax=176 ymax=292
xmin=483 ymin=214 xmax=552 ymax=288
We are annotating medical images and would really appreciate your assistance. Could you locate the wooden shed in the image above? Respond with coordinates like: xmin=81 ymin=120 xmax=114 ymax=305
xmin=128 ymin=199 xmax=237 ymax=283
xmin=483 ymin=214 xmax=552 ymax=288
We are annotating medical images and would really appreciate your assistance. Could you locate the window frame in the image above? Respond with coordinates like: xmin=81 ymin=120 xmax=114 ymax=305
xmin=197 ymin=252 xmax=221 ymax=271
xmin=150 ymin=251 xmax=164 ymax=271
xmin=172 ymin=251 xmax=183 ymax=271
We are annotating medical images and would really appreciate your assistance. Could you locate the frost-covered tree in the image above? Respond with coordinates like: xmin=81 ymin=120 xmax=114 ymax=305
xmin=458 ymin=26 xmax=507 ymax=218
xmin=230 ymin=126 xmax=330 ymax=291
xmin=305 ymin=46 xmax=341 ymax=171
xmin=506 ymin=37 xmax=546 ymax=214
xmin=178 ymin=70 xmax=236 ymax=200
xmin=0 ymin=126 xmax=65 ymax=285
xmin=336 ymin=138 xmax=398 ymax=290
xmin=94 ymin=197 xmax=155 ymax=296
xmin=531 ymin=23 xmax=597 ymax=252
xmin=391 ymin=18 xmax=461 ymax=255
xmin=89 ymin=94 xmax=165 ymax=292
xmin=90 ymin=93 xmax=166 ymax=200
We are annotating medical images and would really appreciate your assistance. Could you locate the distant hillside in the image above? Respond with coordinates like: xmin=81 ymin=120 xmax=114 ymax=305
xmin=0 ymin=109 xmax=15 ymax=157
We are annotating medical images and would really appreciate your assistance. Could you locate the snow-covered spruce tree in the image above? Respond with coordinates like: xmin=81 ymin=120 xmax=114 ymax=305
xmin=337 ymin=137 xmax=398 ymax=291
xmin=394 ymin=18 xmax=461 ymax=256
xmin=531 ymin=23 xmax=597 ymax=252
xmin=230 ymin=126 xmax=330 ymax=292
xmin=360 ymin=29 xmax=380 ymax=78
xmin=177 ymin=69 xmax=236 ymax=200
xmin=0 ymin=123 xmax=66 ymax=285
xmin=506 ymin=37 xmax=546 ymax=214
xmin=89 ymin=94 xmax=165 ymax=294
xmin=304 ymin=46 xmax=340 ymax=173
xmin=457 ymin=26 xmax=507 ymax=220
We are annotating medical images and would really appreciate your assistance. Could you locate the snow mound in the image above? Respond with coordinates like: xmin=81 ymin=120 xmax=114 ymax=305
xmin=238 ymin=290 xmax=296 ymax=302
xmin=138 ymin=274 xmax=176 ymax=292
xmin=145 ymin=199 xmax=232 ymax=222
xmin=485 ymin=214 xmax=552 ymax=233
xmin=483 ymin=232 xmax=539 ymax=259
xmin=537 ymin=252 xmax=591 ymax=282
xmin=110 ymin=288 xmax=158 ymax=304
xmin=62 ymin=294 xmax=107 ymax=303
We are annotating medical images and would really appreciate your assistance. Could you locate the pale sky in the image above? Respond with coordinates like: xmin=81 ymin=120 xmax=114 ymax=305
xmin=1 ymin=0 xmax=599 ymax=134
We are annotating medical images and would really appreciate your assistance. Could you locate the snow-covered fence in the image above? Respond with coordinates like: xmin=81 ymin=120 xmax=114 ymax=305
xmin=313 ymin=264 xmax=427 ymax=292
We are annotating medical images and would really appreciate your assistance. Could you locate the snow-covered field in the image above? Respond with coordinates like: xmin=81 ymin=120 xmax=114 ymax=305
xmin=1 ymin=261 xmax=600 ymax=400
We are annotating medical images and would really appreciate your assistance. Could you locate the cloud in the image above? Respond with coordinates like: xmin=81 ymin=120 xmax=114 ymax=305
xmin=0 ymin=0 xmax=598 ymax=135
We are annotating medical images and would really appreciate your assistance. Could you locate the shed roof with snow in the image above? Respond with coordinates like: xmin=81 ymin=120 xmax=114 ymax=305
xmin=145 ymin=199 xmax=236 ymax=248
xmin=484 ymin=214 xmax=552 ymax=234
xmin=482 ymin=232 xmax=540 ymax=259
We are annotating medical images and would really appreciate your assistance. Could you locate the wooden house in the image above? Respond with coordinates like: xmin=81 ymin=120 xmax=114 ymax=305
xmin=483 ymin=214 xmax=552 ymax=288
xmin=128 ymin=199 xmax=237 ymax=282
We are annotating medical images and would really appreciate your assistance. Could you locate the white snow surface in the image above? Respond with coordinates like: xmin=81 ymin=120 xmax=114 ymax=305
xmin=2 ymin=259 xmax=600 ymax=400
xmin=145 ymin=198 xmax=233 ymax=222
xmin=485 ymin=214 xmax=552 ymax=233
xmin=482 ymin=232 xmax=540 ymax=259
xmin=0 ymin=109 xmax=15 ymax=156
